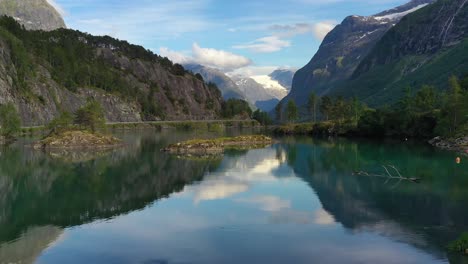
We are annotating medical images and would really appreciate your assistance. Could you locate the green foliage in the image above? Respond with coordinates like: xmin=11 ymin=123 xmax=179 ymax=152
xmin=447 ymin=232 xmax=468 ymax=254
xmin=0 ymin=16 xmax=207 ymax=121
xmin=0 ymin=103 xmax=21 ymax=138
xmin=307 ymin=92 xmax=318 ymax=122
xmin=74 ymin=99 xmax=106 ymax=133
xmin=438 ymin=76 xmax=467 ymax=137
xmin=252 ymin=109 xmax=272 ymax=126
xmin=275 ymin=101 xmax=283 ymax=122
xmin=286 ymin=100 xmax=298 ymax=123
xmin=172 ymin=63 xmax=186 ymax=76
xmin=319 ymin=96 xmax=332 ymax=121
xmin=221 ymin=99 xmax=252 ymax=119
xmin=47 ymin=111 xmax=73 ymax=134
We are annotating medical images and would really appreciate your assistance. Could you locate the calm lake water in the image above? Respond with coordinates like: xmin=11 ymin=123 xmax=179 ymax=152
xmin=1 ymin=129 xmax=467 ymax=264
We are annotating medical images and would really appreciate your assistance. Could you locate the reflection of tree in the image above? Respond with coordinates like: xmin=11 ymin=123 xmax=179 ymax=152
xmin=0 ymin=136 xmax=221 ymax=244
xmin=281 ymin=138 xmax=468 ymax=260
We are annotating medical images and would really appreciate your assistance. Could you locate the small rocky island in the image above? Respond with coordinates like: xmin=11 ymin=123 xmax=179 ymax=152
xmin=163 ymin=135 xmax=274 ymax=155
xmin=33 ymin=130 xmax=123 ymax=150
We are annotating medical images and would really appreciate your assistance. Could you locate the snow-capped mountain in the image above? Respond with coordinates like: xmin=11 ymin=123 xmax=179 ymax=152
xmin=282 ymin=0 xmax=436 ymax=107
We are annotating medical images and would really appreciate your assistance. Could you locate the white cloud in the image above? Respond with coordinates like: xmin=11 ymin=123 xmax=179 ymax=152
xmin=312 ymin=22 xmax=336 ymax=40
xmin=46 ymin=0 xmax=66 ymax=16
xmin=193 ymin=181 xmax=249 ymax=204
xmin=192 ymin=43 xmax=252 ymax=71
xmin=233 ymin=36 xmax=291 ymax=53
xmin=270 ymin=22 xmax=336 ymax=41
xmin=159 ymin=44 xmax=252 ymax=71
xmin=159 ymin=47 xmax=193 ymax=64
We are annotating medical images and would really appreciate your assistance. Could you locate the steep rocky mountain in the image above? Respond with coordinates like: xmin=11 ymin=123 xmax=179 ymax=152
xmin=338 ymin=0 xmax=468 ymax=105
xmin=0 ymin=0 xmax=66 ymax=31
xmin=0 ymin=17 xmax=222 ymax=126
xmin=282 ymin=0 xmax=436 ymax=107
xmin=183 ymin=64 xmax=246 ymax=100
xmin=269 ymin=69 xmax=296 ymax=91
xmin=231 ymin=76 xmax=280 ymax=111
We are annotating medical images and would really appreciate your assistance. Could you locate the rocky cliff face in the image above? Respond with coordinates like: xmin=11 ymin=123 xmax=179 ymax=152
xmin=282 ymin=0 xmax=436 ymax=107
xmin=337 ymin=0 xmax=468 ymax=105
xmin=0 ymin=0 xmax=66 ymax=31
xmin=0 ymin=19 xmax=222 ymax=126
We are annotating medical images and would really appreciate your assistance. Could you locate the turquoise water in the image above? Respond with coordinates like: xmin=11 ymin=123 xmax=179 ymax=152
xmin=0 ymin=130 xmax=467 ymax=264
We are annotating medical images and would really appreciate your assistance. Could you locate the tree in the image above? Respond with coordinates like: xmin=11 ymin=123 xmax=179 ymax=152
xmin=307 ymin=92 xmax=318 ymax=122
xmin=221 ymin=99 xmax=252 ymax=118
xmin=413 ymin=85 xmax=437 ymax=113
xmin=0 ymin=103 xmax=21 ymax=138
xmin=275 ymin=101 xmax=283 ymax=123
xmin=74 ymin=99 xmax=106 ymax=133
xmin=319 ymin=96 xmax=332 ymax=121
xmin=252 ymin=109 xmax=272 ymax=126
xmin=444 ymin=76 xmax=465 ymax=136
xmin=47 ymin=111 xmax=73 ymax=134
xmin=286 ymin=100 xmax=298 ymax=123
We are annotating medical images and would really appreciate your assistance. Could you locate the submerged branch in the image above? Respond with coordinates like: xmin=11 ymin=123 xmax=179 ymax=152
xmin=353 ymin=165 xmax=421 ymax=184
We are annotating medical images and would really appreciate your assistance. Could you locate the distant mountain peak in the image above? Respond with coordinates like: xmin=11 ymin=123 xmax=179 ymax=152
xmin=0 ymin=0 xmax=66 ymax=31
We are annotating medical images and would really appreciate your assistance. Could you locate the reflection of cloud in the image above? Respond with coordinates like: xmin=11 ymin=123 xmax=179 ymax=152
xmin=193 ymin=180 xmax=249 ymax=204
xmin=269 ymin=209 xmax=313 ymax=224
xmin=236 ymin=196 xmax=291 ymax=212
xmin=268 ymin=208 xmax=336 ymax=225
xmin=314 ymin=209 xmax=335 ymax=225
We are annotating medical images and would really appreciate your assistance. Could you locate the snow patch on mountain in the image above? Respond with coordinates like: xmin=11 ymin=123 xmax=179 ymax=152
xmin=374 ymin=4 xmax=429 ymax=21
xmin=250 ymin=75 xmax=288 ymax=95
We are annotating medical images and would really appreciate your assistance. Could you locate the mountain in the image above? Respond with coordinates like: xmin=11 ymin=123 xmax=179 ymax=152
xmin=0 ymin=0 xmax=66 ymax=31
xmin=336 ymin=0 xmax=468 ymax=105
xmin=231 ymin=76 xmax=280 ymax=111
xmin=269 ymin=69 xmax=296 ymax=91
xmin=282 ymin=0 xmax=436 ymax=107
xmin=0 ymin=17 xmax=222 ymax=126
xmin=183 ymin=64 xmax=246 ymax=100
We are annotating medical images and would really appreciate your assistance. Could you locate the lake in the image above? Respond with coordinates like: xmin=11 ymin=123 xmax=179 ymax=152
xmin=0 ymin=129 xmax=467 ymax=264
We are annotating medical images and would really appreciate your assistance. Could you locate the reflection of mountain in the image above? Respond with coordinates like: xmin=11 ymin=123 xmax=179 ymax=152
xmin=0 ymin=134 xmax=221 ymax=244
xmin=0 ymin=226 xmax=63 ymax=264
xmin=277 ymin=139 xmax=468 ymax=261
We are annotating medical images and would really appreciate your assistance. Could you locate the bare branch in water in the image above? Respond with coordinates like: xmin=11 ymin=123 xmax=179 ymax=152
xmin=353 ymin=165 xmax=420 ymax=184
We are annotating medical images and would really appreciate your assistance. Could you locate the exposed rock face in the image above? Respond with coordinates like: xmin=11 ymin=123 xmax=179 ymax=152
xmin=355 ymin=0 xmax=468 ymax=75
xmin=184 ymin=64 xmax=246 ymax=100
xmin=0 ymin=0 xmax=66 ymax=31
xmin=282 ymin=0 xmax=436 ymax=107
xmin=0 ymin=22 xmax=222 ymax=126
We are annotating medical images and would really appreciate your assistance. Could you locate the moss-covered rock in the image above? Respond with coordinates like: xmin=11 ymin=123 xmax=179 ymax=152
xmin=33 ymin=130 xmax=122 ymax=149
xmin=162 ymin=135 xmax=273 ymax=155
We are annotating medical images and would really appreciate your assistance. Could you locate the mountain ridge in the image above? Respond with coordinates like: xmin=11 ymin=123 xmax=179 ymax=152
xmin=280 ymin=0 xmax=437 ymax=108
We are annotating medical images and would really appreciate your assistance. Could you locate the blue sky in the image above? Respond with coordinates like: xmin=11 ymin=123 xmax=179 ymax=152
xmin=51 ymin=0 xmax=409 ymax=75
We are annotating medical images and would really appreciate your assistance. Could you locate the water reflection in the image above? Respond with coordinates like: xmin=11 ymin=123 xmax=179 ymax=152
xmin=0 ymin=132 xmax=467 ymax=263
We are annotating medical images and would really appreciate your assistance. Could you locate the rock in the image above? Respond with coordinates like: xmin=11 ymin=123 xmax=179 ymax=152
xmin=163 ymin=135 xmax=274 ymax=156
xmin=33 ymin=130 xmax=123 ymax=150
xmin=0 ymin=0 xmax=66 ymax=31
